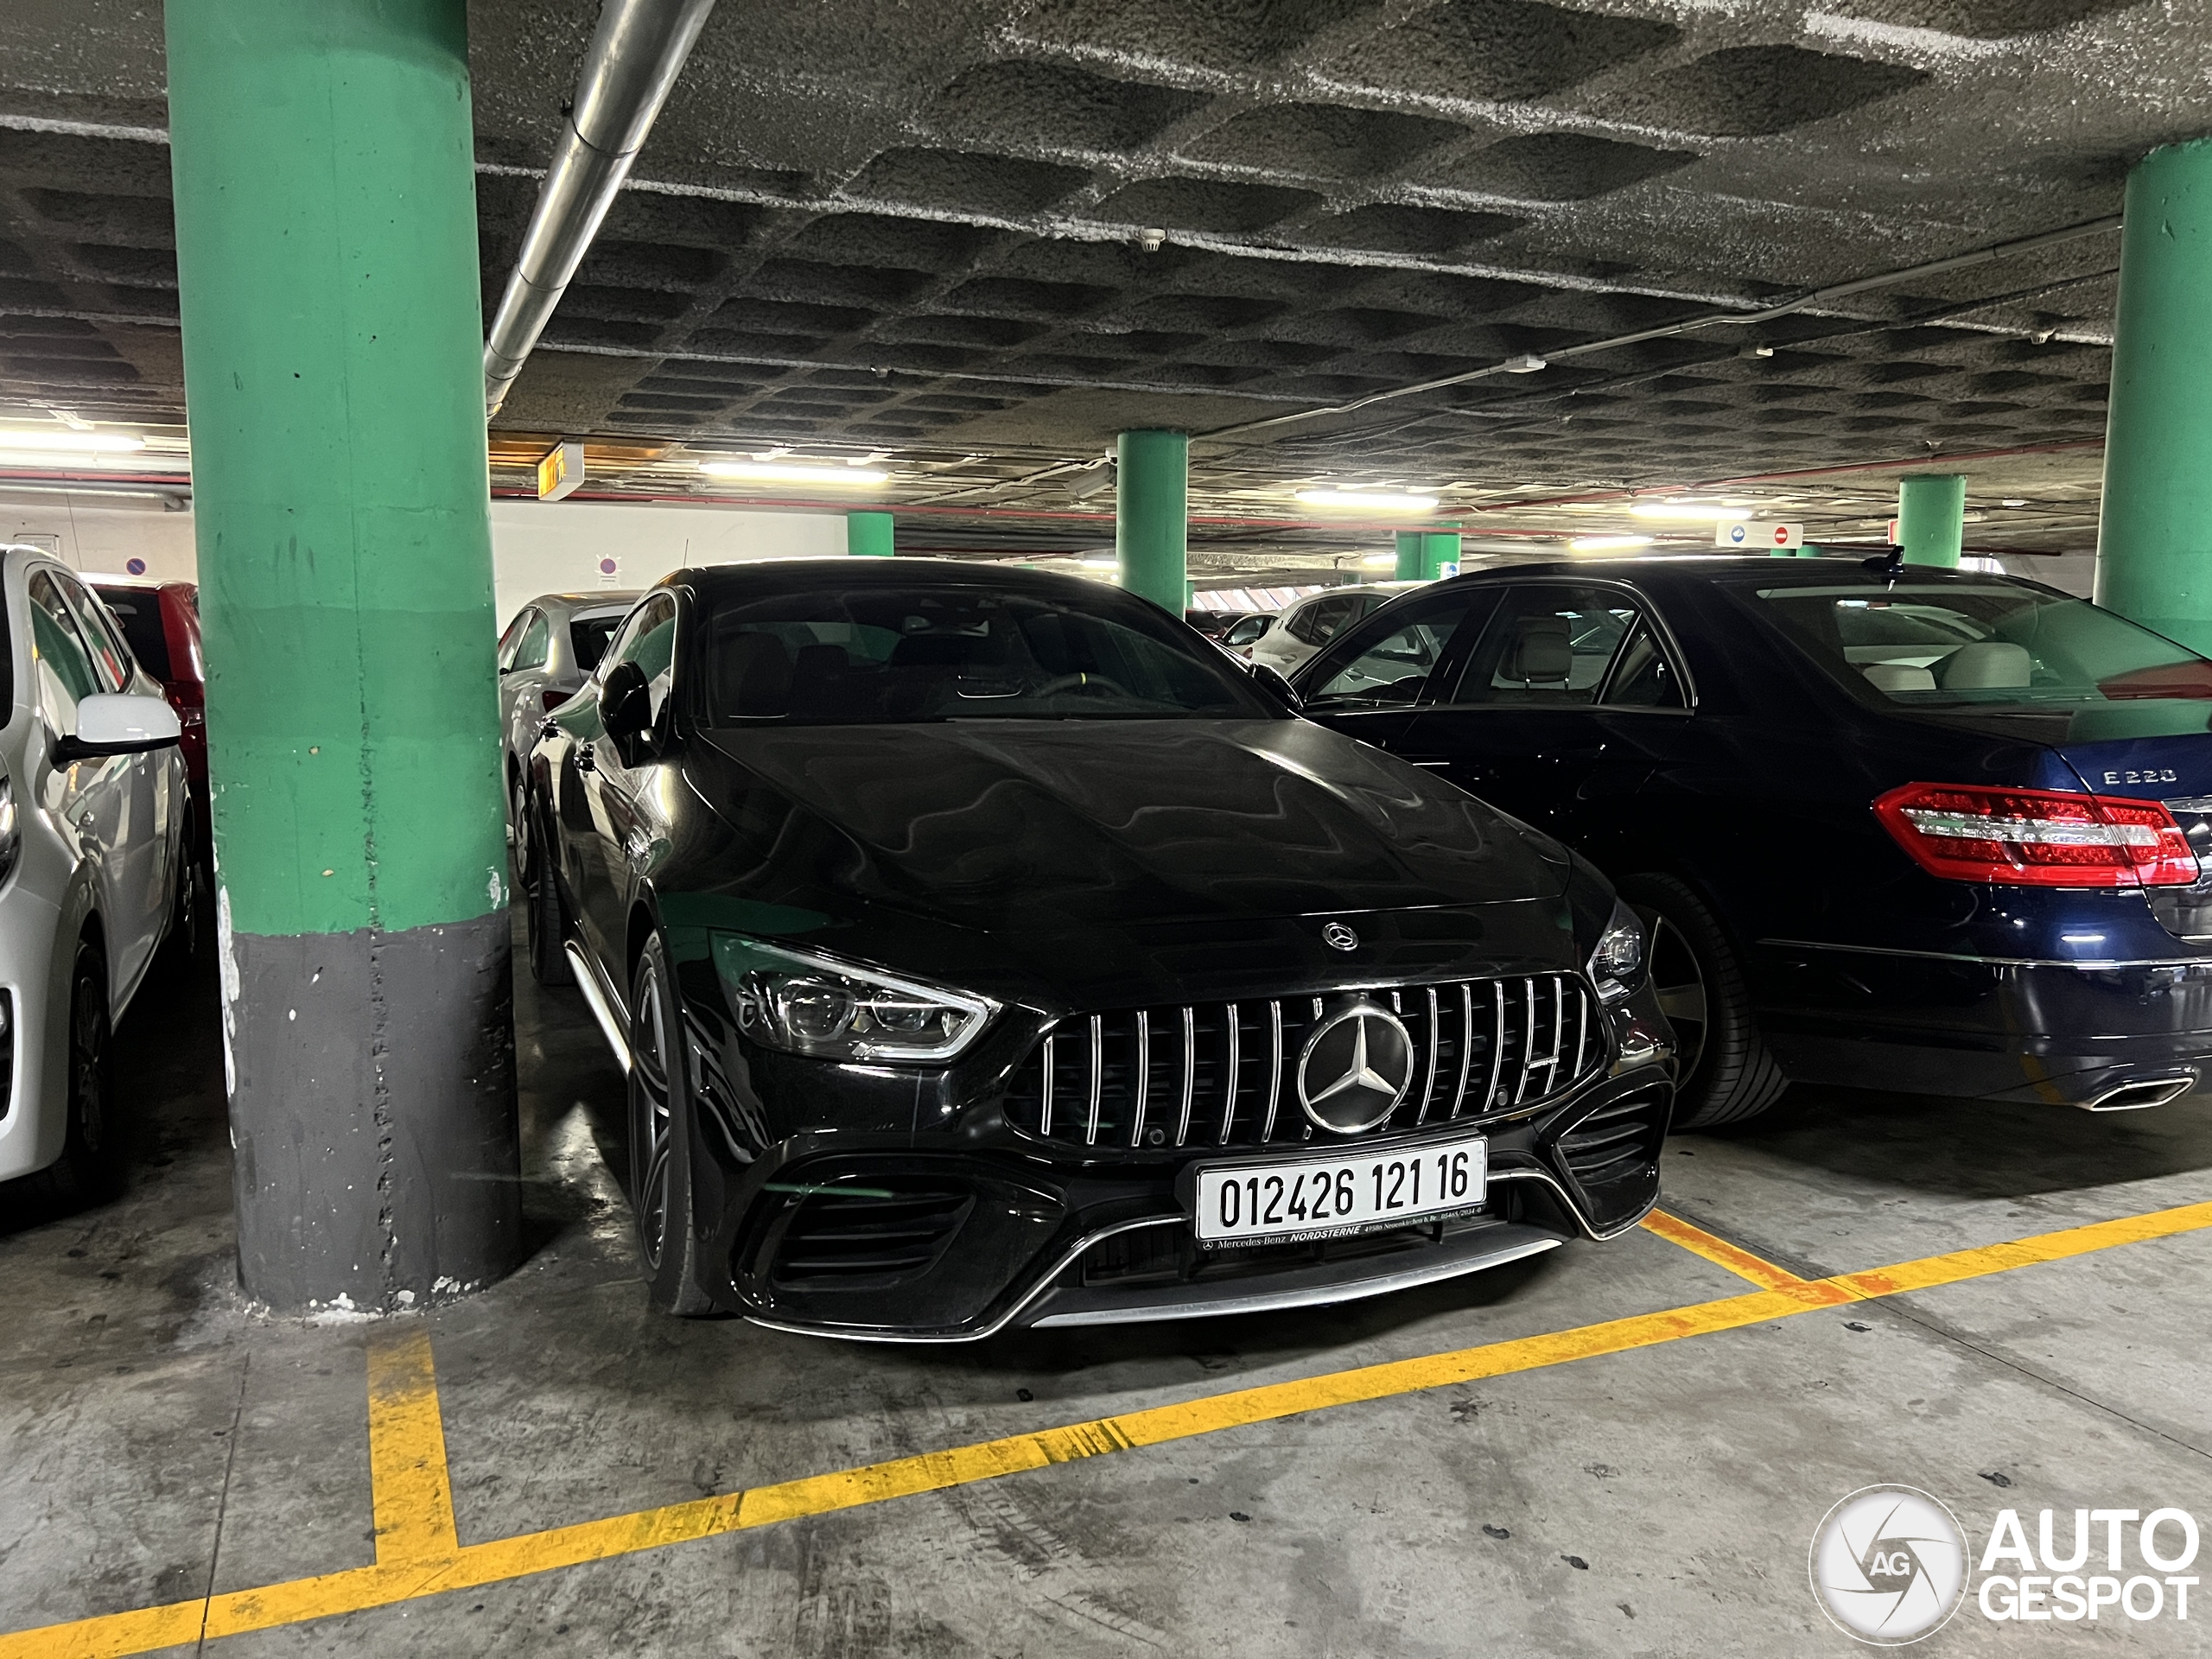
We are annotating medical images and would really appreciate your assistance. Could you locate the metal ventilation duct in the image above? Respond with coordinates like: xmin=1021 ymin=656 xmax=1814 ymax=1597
xmin=482 ymin=0 xmax=716 ymax=416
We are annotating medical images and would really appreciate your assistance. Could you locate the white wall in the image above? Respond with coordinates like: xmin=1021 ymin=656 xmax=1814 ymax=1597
xmin=0 ymin=489 xmax=849 ymax=626
xmin=486 ymin=498 xmax=846 ymax=626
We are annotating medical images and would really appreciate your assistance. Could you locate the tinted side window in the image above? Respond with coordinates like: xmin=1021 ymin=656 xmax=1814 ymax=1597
xmin=607 ymin=594 xmax=678 ymax=721
xmin=1605 ymin=621 xmax=1686 ymax=709
xmin=512 ymin=612 xmax=551 ymax=672
xmin=1440 ymin=585 xmax=1641 ymax=707
xmin=1305 ymin=598 xmax=1474 ymax=709
xmin=28 ymin=570 xmax=101 ymax=725
xmin=58 ymin=576 xmax=130 ymax=691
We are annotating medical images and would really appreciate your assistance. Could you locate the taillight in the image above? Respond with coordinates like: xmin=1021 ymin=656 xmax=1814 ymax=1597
xmin=541 ymin=688 xmax=574 ymax=714
xmin=1872 ymin=782 xmax=2200 ymax=888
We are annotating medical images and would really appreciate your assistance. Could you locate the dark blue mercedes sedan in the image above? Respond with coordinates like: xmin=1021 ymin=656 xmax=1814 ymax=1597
xmin=1287 ymin=555 xmax=2212 ymax=1128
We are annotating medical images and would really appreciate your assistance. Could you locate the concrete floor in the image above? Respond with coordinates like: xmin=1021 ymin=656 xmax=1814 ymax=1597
xmin=4 ymin=925 xmax=2212 ymax=1656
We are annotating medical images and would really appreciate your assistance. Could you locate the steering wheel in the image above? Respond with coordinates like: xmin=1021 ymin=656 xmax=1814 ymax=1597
xmin=1033 ymin=671 xmax=1130 ymax=699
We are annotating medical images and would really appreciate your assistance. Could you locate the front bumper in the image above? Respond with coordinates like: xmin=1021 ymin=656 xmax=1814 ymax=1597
xmin=693 ymin=1055 xmax=1672 ymax=1343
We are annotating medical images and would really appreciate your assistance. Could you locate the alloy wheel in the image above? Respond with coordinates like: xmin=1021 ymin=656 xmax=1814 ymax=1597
xmin=1645 ymin=913 xmax=1709 ymax=1083
xmin=629 ymin=957 xmax=674 ymax=1270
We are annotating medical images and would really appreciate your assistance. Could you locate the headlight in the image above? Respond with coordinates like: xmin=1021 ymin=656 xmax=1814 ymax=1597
xmin=1588 ymin=899 xmax=1643 ymax=1002
xmin=711 ymin=935 xmax=998 ymax=1064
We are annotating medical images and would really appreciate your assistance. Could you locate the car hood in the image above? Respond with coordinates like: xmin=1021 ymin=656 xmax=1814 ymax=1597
xmin=684 ymin=717 xmax=1567 ymax=938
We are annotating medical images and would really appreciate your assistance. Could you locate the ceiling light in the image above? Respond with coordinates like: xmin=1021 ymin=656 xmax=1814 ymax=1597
xmin=47 ymin=409 xmax=95 ymax=432
xmin=1501 ymin=353 xmax=1547 ymax=374
xmin=1078 ymin=555 xmax=1119 ymax=569
xmin=1361 ymin=551 xmax=1399 ymax=567
xmin=2000 ymin=498 xmax=2030 ymax=508
xmin=698 ymin=460 xmax=889 ymax=486
xmin=1295 ymin=488 xmax=1440 ymax=512
xmin=0 ymin=429 xmax=145 ymax=454
xmin=1568 ymin=535 xmax=1653 ymax=552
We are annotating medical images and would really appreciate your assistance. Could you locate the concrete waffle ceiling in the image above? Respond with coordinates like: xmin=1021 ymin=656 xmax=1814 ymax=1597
xmin=0 ymin=0 xmax=2200 ymax=556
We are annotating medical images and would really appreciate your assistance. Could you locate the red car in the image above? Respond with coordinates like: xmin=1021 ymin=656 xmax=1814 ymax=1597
xmin=92 ymin=578 xmax=208 ymax=852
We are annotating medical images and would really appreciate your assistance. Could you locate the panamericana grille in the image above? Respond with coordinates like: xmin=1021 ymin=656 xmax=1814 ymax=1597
xmin=1554 ymin=1091 xmax=1669 ymax=1192
xmin=1003 ymin=976 xmax=1603 ymax=1151
xmin=767 ymin=1185 xmax=974 ymax=1287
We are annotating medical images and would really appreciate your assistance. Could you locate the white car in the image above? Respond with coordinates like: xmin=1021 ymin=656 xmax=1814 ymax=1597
xmin=1224 ymin=582 xmax=1428 ymax=676
xmin=0 ymin=545 xmax=191 ymax=1198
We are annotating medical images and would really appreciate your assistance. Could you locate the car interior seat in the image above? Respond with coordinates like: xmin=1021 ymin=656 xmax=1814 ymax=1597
xmin=1937 ymin=641 xmax=2032 ymax=690
xmin=1502 ymin=615 xmax=1574 ymax=687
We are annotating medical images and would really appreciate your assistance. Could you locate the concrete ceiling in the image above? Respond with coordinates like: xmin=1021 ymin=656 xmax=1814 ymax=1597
xmin=0 ymin=0 xmax=2201 ymax=569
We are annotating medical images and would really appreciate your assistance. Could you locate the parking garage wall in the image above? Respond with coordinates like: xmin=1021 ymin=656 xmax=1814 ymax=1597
xmin=0 ymin=491 xmax=846 ymax=621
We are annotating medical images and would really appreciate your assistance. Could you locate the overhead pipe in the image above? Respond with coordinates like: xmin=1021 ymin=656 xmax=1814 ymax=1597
xmin=482 ymin=0 xmax=716 ymax=416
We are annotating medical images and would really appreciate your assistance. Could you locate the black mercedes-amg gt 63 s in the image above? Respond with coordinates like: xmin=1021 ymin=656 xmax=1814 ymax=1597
xmin=522 ymin=560 xmax=1675 ymax=1339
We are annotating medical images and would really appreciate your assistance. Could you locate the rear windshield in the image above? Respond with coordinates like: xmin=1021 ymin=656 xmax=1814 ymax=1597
xmin=1757 ymin=584 xmax=2212 ymax=709
xmin=569 ymin=615 xmax=622 ymax=674
xmin=92 ymin=587 xmax=171 ymax=679
xmin=698 ymin=583 xmax=1273 ymax=725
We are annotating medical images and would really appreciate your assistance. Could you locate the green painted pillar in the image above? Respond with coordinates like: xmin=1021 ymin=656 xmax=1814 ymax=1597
xmin=1394 ymin=531 xmax=1424 ymax=581
xmin=168 ymin=0 xmax=518 ymax=1313
xmin=846 ymin=511 xmax=894 ymax=556
xmin=1897 ymin=474 xmax=1966 ymax=569
xmin=1116 ymin=429 xmax=1187 ymax=611
xmin=2097 ymin=140 xmax=2212 ymax=652
xmin=1395 ymin=529 xmax=1461 ymax=580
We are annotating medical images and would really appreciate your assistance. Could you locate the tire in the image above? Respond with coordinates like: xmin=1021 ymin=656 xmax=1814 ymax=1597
xmin=524 ymin=795 xmax=571 ymax=988
xmin=629 ymin=933 xmax=715 ymax=1315
xmin=1618 ymin=874 xmax=1787 ymax=1130
xmin=32 ymin=943 xmax=120 ymax=1203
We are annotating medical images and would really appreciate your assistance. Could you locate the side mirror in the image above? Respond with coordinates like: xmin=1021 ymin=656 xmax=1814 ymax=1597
xmin=57 ymin=693 xmax=181 ymax=763
xmin=599 ymin=661 xmax=653 ymax=753
xmin=1249 ymin=664 xmax=1304 ymax=713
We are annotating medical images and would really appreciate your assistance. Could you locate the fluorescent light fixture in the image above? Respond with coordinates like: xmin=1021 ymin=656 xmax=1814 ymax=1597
xmin=1501 ymin=353 xmax=1547 ymax=373
xmin=1077 ymin=555 xmax=1120 ymax=569
xmin=1295 ymin=488 xmax=1440 ymax=512
xmin=0 ymin=429 xmax=145 ymax=454
xmin=1361 ymin=551 xmax=1399 ymax=567
xmin=1568 ymin=535 xmax=1654 ymax=552
xmin=698 ymin=460 xmax=888 ymax=486
xmin=2000 ymin=498 xmax=2030 ymax=508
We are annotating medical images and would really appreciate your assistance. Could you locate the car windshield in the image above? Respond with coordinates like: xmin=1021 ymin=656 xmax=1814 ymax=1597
xmin=1757 ymin=583 xmax=2212 ymax=708
xmin=698 ymin=583 xmax=1273 ymax=724
xmin=570 ymin=614 xmax=623 ymax=674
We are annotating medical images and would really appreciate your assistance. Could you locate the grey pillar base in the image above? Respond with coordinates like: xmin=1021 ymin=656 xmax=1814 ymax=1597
xmin=222 ymin=908 xmax=520 ymax=1313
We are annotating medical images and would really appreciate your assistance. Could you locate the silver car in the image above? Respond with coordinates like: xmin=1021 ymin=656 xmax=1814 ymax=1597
xmin=1226 ymin=582 xmax=1429 ymax=675
xmin=0 ymin=544 xmax=191 ymax=1198
xmin=497 ymin=592 xmax=639 ymax=880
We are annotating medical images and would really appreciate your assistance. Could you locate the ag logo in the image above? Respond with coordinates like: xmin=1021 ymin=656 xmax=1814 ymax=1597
xmin=1296 ymin=1001 xmax=1414 ymax=1134
xmin=1809 ymin=1485 xmax=1968 ymax=1645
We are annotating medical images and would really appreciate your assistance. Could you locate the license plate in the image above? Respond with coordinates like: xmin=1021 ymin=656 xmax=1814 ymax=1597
xmin=1192 ymin=1134 xmax=1487 ymax=1247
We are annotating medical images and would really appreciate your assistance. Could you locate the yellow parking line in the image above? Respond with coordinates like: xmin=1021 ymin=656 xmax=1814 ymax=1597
xmin=7 ymin=1197 xmax=2212 ymax=1659
xmin=365 ymin=1326 xmax=460 ymax=1565
xmin=1640 ymin=1209 xmax=1808 ymax=1290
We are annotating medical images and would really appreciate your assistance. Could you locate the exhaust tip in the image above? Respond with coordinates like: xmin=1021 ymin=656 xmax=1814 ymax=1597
xmin=2079 ymin=1074 xmax=2196 ymax=1112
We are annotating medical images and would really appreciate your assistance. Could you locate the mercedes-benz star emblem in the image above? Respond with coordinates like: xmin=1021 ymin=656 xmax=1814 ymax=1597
xmin=1321 ymin=921 xmax=1359 ymax=952
xmin=1297 ymin=1001 xmax=1415 ymax=1134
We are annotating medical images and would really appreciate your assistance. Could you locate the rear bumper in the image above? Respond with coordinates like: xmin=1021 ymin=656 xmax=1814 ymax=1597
xmin=1757 ymin=942 xmax=2212 ymax=1109
xmin=711 ymin=1068 xmax=1673 ymax=1343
